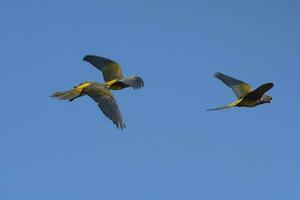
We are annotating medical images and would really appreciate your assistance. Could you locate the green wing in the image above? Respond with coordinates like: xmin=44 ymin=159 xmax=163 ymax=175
xmin=244 ymin=83 xmax=274 ymax=101
xmin=83 ymin=55 xmax=123 ymax=82
xmin=215 ymin=72 xmax=253 ymax=99
xmin=83 ymin=83 xmax=125 ymax=129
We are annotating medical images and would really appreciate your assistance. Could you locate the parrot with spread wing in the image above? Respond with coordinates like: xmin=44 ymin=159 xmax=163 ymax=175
xmin=50 ymin=55 xmax=144 ymax=129
xmin=208 ymin=72 xmax=273 ymax=111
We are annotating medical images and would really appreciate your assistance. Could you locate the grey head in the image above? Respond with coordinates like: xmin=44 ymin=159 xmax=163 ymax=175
xmin=259 ymin=95 xmax=272 ymax=104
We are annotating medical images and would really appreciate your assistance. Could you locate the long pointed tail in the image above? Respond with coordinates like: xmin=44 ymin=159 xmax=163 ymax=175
xmin=50 ymin=88 xmax=82 ymax=101
xmin=207 ymin=105 xmax=234 ymax=111
xmin=207 ymin=99 xmax=243 ymax=111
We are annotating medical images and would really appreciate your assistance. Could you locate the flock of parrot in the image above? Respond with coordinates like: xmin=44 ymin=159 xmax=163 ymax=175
xmin=51 ymin=55 xmax=274 ymax=129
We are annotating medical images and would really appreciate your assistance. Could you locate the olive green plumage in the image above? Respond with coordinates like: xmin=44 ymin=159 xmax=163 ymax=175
xmin=83 ymin=83 xmax=125 ymax=129
xmin=51 ymin=55 xmax=144 ymax=129
xmin=51 ymin=82 xmax=125 ymax=129
xmin=208 ymin=72 xmax=274 ymax=111
xmin=83 ymin=55 xmax=144 ymax=90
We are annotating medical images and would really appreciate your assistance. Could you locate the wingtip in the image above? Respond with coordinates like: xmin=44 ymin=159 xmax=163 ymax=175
xmin=117 ymin=122 xmax=126 ymax=130
xmin=83 ymin=54 xmax=97 ymax=61
xmin=138 ymin=76 xmax=145 ymax=88
xmin=214 ymin=72 xmax=223 ymax=78
xmin=83 ymin=55 xmax=91 ymax=61
xmin=206 ymin=108 xmax=216 ymax=111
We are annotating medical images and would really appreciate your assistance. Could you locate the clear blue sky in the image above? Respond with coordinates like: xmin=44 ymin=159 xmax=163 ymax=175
xmin=1 ymin=0 xmax=300 ymax=199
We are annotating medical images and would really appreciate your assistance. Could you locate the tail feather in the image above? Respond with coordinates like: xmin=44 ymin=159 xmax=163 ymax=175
xmin=207 ymin=99 xmax=243 ymax=111
xmin=207 ymin=105 xmax=234 ymax=111
xmin=50 ymin=89 xmax=81 ymax=101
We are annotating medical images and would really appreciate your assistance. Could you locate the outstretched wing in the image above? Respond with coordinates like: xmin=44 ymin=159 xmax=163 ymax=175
xmin=119 ymin=76 xmax=144 ymax=89
xmin=83 ymin=55 xmax=123 ymax=82
xmin=83 ymin=83 xmax=125 ymax=129
xmin=215 ymin=72 xmax=253 ymax=99
xmin=207 ymin=99 xmax=243 ymax=111
xmin=244 ymin=83 xmax=274 ymax=101
xmin=107 ymin=76 xmax=144 ymax=90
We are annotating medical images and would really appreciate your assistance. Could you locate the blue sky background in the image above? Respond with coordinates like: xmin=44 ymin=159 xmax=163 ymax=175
xmin=1 ymin=0 xmax=300 ymax=199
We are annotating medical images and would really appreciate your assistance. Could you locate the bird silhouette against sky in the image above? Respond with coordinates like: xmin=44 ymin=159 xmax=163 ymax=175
xmin=208 ymin=72 xmax=273 ymax=111
xmin=51 ymin=55 xmax=144 ymax=129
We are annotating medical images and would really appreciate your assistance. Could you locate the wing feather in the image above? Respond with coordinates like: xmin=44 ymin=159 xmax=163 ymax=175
xmin=215 ymin=72 xmax=253 ymax=99
xmin=244 ymin=83 xmax=274 ymax=101
xmin=83 ymin=55 xmax=123 ymax=82
xmin=83 ymin=83 xmax=125 ymax=129
xmin=118 ymin=76 xmax=144 ymax=89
